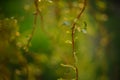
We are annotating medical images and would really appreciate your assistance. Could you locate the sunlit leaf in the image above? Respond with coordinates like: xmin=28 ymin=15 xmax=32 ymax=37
xmin=81 ymin=29 xmax=87 ymax=34
xmin=65 ymin=40 xmax=72 ymax=44
xmin=47 ymin=0 xmax=53 ymax=3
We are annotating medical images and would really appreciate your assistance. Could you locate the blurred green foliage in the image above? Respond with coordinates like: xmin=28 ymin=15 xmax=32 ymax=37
xmin=0 ymin=0 xmax=120 ymax=80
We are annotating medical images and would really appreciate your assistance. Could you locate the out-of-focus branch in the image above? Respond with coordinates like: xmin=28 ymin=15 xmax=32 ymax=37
xmin=25 ymin=0 xmax=44 ymax=51
xmin=71 ymin=0 xmax=87 ymax=80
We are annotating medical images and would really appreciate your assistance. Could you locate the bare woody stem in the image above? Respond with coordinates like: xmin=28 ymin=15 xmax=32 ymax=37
xmin=24 ymin=0 xmax=44 ymax=78
xmin=71 ymin=0 xmax=87 ymax=80
xmin=34 ymin=0 xmax=44 ymax=32
xmin=26 ymin=0 xmax=44 ymax=50
xmin=72 ymin=0 xmax=87 ymax=55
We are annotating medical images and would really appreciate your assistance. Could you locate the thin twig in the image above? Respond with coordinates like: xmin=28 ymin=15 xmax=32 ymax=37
xmin=24 ymin=1 xmax=44 ymax=78
xmin=26 ymin=0 xmax=44 ymax=50
xmin=72 ymin=0 xmax=87 ymax=56
xmin=71 ymin=0 xmax=87 ymax=80
xmin=34 ymin=0 xmax=45 ymax=32
xmin=61 ymin=64 xmax=76 ymax=70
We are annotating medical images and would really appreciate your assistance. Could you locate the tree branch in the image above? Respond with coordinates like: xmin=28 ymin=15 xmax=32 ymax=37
xmin=71 ymin=0 xmax=87 ymax=80
xmin=25 ymin=0 xmax=44 ymax=51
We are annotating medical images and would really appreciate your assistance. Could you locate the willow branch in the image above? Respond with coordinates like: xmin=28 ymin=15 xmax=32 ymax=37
xmin=71 ymin=0 xmax=87 ymax=80
xmin=34 ymin=0 xmax=44 ymax=32
xmin=72 ymin=0 xmax=87 ymax=56
xmin=26 ymin=0 xmax=44 ymax=50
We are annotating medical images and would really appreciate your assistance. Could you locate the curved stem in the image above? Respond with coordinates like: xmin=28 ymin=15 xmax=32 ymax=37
xmin=26 ymin=0 xmax=44 ymax=50
xmin=71 ymin=0 xmax=87 ymax=80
